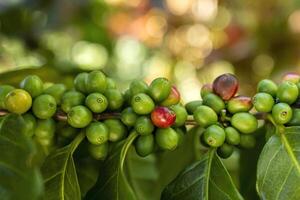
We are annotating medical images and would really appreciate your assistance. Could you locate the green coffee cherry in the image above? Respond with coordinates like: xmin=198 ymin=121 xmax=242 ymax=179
xmin=200 ymin=84 xmax=213 ymax=99
xmin=134 ymin=116 xmax=154 ymax=135
xmin=257 ymin=79 xmax=278 ymax=97
xmin=217 ymin=143 xmax=234 ymax=159
xmin=121 ymin=107 xmax=138 ymax=127
xmin=239 ymin=135 xmax=256 ymax=149
xmin=272 ymin=103 xmax=292 ymax=124
xmin=155 ymin=127 xmax=179 ymax=150
xmin=252 ymin=93 xmax=274 ymax=112
xmin=59 ymin=124 xmax=78 ymax=139
xmin=34 ymin=136 xmax=54 ymax=148
xmin=174 ymin=127 xmax=185 ymax=146
xmin=86 ymin=71 xmax=107 ymax=93
xmin=107 ymin=78 xmax=117 ymax=89
xmin=61 ymin=91 xmax=85 ymax=113
xmin=130 ymin=80 xmax=149 ymax=95
xmin=227 ymin=96 xmax=252 ymax=114
xmin=203 ymin=125 xmax=225 ymax=147
xmin=32 ymin=94 xmax=57 ymax=119
xmin=105 ymin=89 xmax=124 ymax=110
xmin=287 ymin=109 xmax=300 ymax=126
xmin=123 ymin=89 xmax=132 ymax=105
xmin=43 ymin=84 xmax=66 ymax=105
xmin=297 ymin=82 xmax=300 ymax=94
xmin=67 ymin=105 xmax=92 ymax=128
xmin=277 ymin=81 xmax=298 ymax=104
xmin=0 ymin=85 xmax=15 ymax=109
xmin=86 ymin=122 xmax=109 ymax=145
xmin=74 ymin=72 xmax=88 ymax=93
xmin=149 ymin=77 xmax=171 ymax=102
xmin=185 ymin=100 xmax=202 ymax=114
xmin=224 ymin=127 xmax=240 ymax=145
xmin=135 ymin=134 xmax=154 ymax=157
xmin=88 ymin=143 xmax=109 ymax=160
xmin=23 ymin=113 xmax=37 ymax=137
xmin=131 ymin=93 xmax=155 ymax=115
xmin=194 ymin=105 xmax=218 ymax=128
xmin=104 ymin=119 xmax=127 ymax=142
xmin=231 ymin=112 xmax=258 ymax=134
xmin=170 ymin=104 xmax=188 ymax=127
xmin=203 ymin=93 xmax=225 ymax=114
xmin=20 ymin=75 xmax=43 ymax=98
xmin=200 ymin=133 xmax=210 ymax=148
xmin=85 ymin=93 xmax=108 ymax=113
xmin=5 ymin=89 xmax=32 ymax=114
xmin=43 ymin=82 xmax=54 ymax=90
xmin=35 ymin=118 xmax=56 ymax=139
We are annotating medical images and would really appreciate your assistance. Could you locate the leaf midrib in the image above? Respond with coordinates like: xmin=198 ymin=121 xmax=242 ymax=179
xmin=280 ymin=133 xmax=300 ymax=174
xmin=274 ymin=165 xmax=293 ymax=200
xmin=44 ymin=132 xmax=84 ymax=200
xmin=205 ymin=149 xmax=215 ymax=200
xmin=117 ymin=132 xmax=138 ymax=200
xmin=209 ymin=177 xmax=232 ymax=200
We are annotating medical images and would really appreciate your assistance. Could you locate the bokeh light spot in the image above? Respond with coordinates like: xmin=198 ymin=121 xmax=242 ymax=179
xmin=72 ymin=41 xmax=108 ymax=70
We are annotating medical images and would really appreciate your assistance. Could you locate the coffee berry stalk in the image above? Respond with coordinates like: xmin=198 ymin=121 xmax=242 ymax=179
xmin=0 ymin=71 xmax=298 ymax=160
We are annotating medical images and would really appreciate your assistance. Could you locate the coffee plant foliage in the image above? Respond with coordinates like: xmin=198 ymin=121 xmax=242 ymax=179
xmin=0 ymin=67 xmax=299 ymax=200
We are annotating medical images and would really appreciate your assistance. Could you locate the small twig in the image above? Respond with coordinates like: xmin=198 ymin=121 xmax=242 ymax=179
xmin=55 ymin=110 xmax=121 ymax=121
xmin=185 ymin=121 xmax=198 ymax=126
xmin=254 ymin=112 xmax=268 ymax=120
xmin=0 ymin=110 xmax=9 ymax=117
xmin=54 ymin=110 xmax=68 ymax=121
xmin=0 ymin=109 xmax=122 ymax=122
xmin=0 ymin=108 xmax=272 ymax=126
xmin=185 ymin=119 xmax=197 ymax=126
xmin=94 ymin=112 xmax=121 ymax=120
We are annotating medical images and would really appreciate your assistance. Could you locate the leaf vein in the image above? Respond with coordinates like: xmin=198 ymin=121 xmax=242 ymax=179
xmin=275 ymin=165 xmax=293 ymax=200
xmin=260 ymin=145 xmax=282 ymax=191
xmin=209 ymin=177 xmax=232 ymax=200
xmin=281 ymin=133 xmax=300 ymax=174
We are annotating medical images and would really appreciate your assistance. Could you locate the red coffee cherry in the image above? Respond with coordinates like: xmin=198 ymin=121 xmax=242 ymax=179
xmin=282 ymin=73 xmax=300 ymax=83
xmin=160 ymin=86 xmax=181 ymax=106
xmin=213 ymin=73 xmax=239 ymax=101
xmin=151 ymin=106 xmax=176 ymax=128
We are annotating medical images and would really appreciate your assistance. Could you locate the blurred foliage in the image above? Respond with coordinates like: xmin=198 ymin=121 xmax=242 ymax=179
xmin=1 ymin=1 xmax=300 ymax=199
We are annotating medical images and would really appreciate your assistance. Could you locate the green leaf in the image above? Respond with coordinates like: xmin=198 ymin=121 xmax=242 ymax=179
xmin=76 ymin=157 xmax=100 ymax=198
xmin=256 ymin=126 xmax=300 ymax=200
xmin=126 ymin=127 xmax=197 ymax=200
xmin=126 ymin=151 xmax=159 ymax=200
xmin=0 ymin=114 xmax=43 ymax=200
xmin=239 ymin=126 xmax=266 ymax=200
xmin=41 ymin=132 xmax=85 ymax=200
xmin=161 ymin=149 xmax=243 ymax=200
xmin=85 ymin=132 xmax=139 ymax=200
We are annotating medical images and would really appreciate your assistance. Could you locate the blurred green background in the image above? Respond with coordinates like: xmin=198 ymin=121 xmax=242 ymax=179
xmin=1 ymin=0 xmax=300 ymax=102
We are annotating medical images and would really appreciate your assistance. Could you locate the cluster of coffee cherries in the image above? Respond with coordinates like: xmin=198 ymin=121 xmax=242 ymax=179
xmin=186 ymin=74 xmax=259 ymax=158
xmin=0 ymin=71 xmax=188 ymax=160
xmin=122 ymin=78 xmax=187 ymax=157
xmin=253 ymin=73 xmax=300 ymax=126
xmin=5 ymin=71 xmax=295 ymax=161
